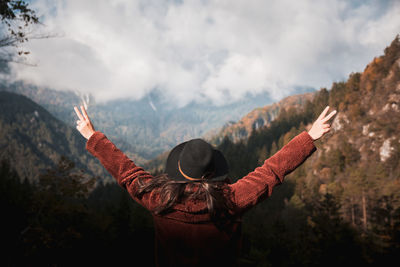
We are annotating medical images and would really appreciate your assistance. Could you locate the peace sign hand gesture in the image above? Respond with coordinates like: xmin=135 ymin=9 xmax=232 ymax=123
xmin=308 ymin=106 xmax=337 ymax=141
xmin=74 ymin=105 xmax=96 ymax=140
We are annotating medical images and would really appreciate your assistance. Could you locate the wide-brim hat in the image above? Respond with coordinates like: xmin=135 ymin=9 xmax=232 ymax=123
xmin=166 ymin=138 xmax=229 ymax=182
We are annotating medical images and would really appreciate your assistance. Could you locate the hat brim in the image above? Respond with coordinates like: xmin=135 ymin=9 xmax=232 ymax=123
xmin=166 ymin=141 xmax=229 ymax=182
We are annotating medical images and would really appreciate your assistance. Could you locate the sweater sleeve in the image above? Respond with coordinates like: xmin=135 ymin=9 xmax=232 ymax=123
xmin=86 ymin=131 xmax=154 ymax=205
xmin=228 ymin=131 xmax=316 ymax=214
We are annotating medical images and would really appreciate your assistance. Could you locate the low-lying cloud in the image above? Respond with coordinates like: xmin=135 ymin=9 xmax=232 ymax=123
xmin=8 ymin=0 xmax=400 ymax=106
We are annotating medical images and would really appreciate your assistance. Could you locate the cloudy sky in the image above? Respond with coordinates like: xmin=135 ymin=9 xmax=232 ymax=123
xmin=8 ymin=0 xmax=400 ymax=106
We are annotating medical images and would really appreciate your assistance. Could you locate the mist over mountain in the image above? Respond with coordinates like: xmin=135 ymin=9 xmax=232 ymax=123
xmin=145 ymin=35 xmax=400 ymax=185
xmin=0 ymin=75 xmax=315 ymax=162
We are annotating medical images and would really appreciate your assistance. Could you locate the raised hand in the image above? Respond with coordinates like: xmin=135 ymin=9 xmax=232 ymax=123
xmin=74 ymin=105 xmax=96 ymax=140
xmin=308 ymin=106 xmax=337 ymax=141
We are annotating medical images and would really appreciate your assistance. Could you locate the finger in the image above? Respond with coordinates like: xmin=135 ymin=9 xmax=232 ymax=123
xmin=74 ymin=106 xmax=85 ymax=121
xmin=323 ymin=127 xmax=331 ymax=133
xmin=322 ymin=124 xmax=330 ymax=129
xmin=322 ymin=110 xmax=337 ymax=123
xmin=317 ymin=106 xmax=330 ymax=121
xmin=80 ymin=105 xmax=90 ymax=121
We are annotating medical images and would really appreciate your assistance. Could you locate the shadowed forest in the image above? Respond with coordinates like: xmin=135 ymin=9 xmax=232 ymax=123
xmin=2 ymin=36 xmax=400 ymax=266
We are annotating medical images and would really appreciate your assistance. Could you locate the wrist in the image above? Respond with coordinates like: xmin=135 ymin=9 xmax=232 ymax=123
xmin=86 ymin=130 xmax=95 ymax=140
xmin=307 ymin=130 xmax=317 ymax=141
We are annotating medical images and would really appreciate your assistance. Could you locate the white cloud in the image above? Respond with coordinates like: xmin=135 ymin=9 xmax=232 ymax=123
xmin=8 ymin=0 xmax=400 ymax=106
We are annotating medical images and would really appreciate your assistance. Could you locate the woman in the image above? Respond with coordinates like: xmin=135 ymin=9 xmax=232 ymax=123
xmin=74 ymin=105 xmax=336 ymax=267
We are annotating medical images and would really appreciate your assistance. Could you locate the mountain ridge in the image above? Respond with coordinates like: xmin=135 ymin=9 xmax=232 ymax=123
xmin=0 ymin=91 xmax=112 ymax=182
xmin=205 ymin=92 xmax=315 ymax=145
xmin=1 ymin=78 xmax=315 ymax=160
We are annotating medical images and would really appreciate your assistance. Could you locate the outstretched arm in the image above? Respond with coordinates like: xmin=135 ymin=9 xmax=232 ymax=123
xmin=74 ymin=106 xmax=153 ymax=193
xmin=229 ymin=106 xmax=336 ymax=213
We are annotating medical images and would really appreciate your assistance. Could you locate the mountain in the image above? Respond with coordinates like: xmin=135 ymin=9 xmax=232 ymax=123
xmin=0 ymin=80 xmax=88 ymax=125
xmin=205 ymin=92 xmax=315 ymax=145
xmin=143 ymin=92 xmax=315 ymax=174
xmin=210 ymin=35 xmax=400 ymax=182
xmin=0 ymin=91 xmax=112 ymax=182
xmin=0 ymin=82 xmax=148 ymax=164
xmin=88 ymin=90 xmax=280 ymax=160
xmin=216 ymin=35 xmax=400 ymax=187
xmin=314 ymin=35 xmax=400 ymax=180
xmin=0 ymin=77 xmax=314 ymax=161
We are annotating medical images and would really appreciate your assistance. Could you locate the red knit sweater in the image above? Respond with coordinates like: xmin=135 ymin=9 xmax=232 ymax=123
xmin=86 ymin=131 xmax=316 ymax=266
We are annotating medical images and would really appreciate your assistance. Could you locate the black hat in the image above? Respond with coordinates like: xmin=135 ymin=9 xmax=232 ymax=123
xmin=166 ymin=138 xmax=229 ymax=182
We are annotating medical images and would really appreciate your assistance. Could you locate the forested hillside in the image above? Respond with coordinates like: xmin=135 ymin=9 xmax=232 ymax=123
xmin=0 ymin=91 xmax=111 ymax=182
xmin=216 ymin=35 xmax=400 ymax=265
xmin=0 ymin=83 xmax=148 ymax=165
xmin=206 ymin=92 xmax=315 ymax=144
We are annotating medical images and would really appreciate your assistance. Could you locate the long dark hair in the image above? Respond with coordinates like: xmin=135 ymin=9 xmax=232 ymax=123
xmin=134 ymin=174 xmax=236 ymax=228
